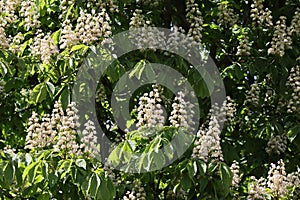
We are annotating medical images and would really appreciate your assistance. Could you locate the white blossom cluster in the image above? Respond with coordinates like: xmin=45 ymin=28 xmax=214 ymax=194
xmin=186 ymin=0 xmax=203 ymax=43
xmin=246 ymin=82 xmax=260 ymax=106
xmin=0 ymin=79 xmax=4 ymax=96
xmin=217 ymin=2 xmax=237 ymax=28
xmin=74 ymin=9 xmax=112 ymax=45
xmin=140 ymin=0 xmax=160 ymax=7
xmin=19 ymin=0 xmax=40 ymax=30
xmin=79 ymin=120 xmax=98 ymax=158
xmin=25 ymin=101 xmax=99 ymax=158
xmin=9 ymin=32 xmax=24 ymax=54
xmin=265 ymin=135 xmax=287 ymax=155
xmin=268 ymin=16 xmax=292 ymax=57
xmin=247 ymin=176 xmax=266 ymax=199
xmin=59 ymin=0 xmax=75 ymax=18
xmin=288 ymin=8 xmax=300 ymax=36
xmin=192 ymin=116 xmax=223 ymax=162
xmin=0 ymin=26 xmax=9 ymax=49
xmin=236 ymin=31 xmax=251 ymax=56
xmin=0 ymin=0 xmax=20 ymax=27
xmin=136 ymin=85 xmax=165 ymax=129
xmin=230 ymin=160 xmax=241 ymax=188
xmin=211 ymin=96 xmax=236 ymax=124
xmin=247 ymin=159 xmax=300 ymax=199
xmin=60 ymin=20 xmax=79 ymax=49
xmin=31 ymin=30 xmax=59 ymax=64
xmin=60 ymin=8 xmax=111 ymax=49
xmin=3 ymin=145 xmax=16 ymax=156
xmin=166 ymin=186 xmax=185 ymax=199
xmin=250 ymin=0 xmax=273 ymax=27
xmin=123 ymin=179 xmax=146 ymax=200
xmin=286 ymin=65 xmax=300 ymax=114
xmin=169 ymin=91 xmax=195 ymax=131
xmin=103 ymin=164 xmax=122 ymax=186
xmin=129 ymin=9 xmax=149 ymax=29
xmin=129 ymin=10 xmax=167 ymax=51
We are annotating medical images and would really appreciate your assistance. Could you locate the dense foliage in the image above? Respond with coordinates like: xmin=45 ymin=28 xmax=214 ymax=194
xmin=0 ymin=0 xmax=300 ymax=199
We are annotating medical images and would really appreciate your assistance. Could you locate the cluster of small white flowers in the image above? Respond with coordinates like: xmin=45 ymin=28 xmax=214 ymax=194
xmin=103 ymin=164 xmax=122 ymax=186
xmin=136 ymin=86 xmax=165 ymax=129
xmin=74 ymin=9 xmax=112 ymax=45
xmin=286 ymin=65 xmax=300 ymax=114
xmin=19 ymin=0 xmax=40 ymax=30
xmin=98 ymin=0 xmax=119 ymax=13
xmin=169 ymin=91 xmax=195 ymax=130
xmin=247 ymin=160 xmax=300 ymax=199
xmin=0 ymin=26 xmax=9 ymax=49
xmin=250 ymin=0 xmax=273 ymax=27
xmin=3 ymin=145 xmax=16 ymax=156
xmin=217 ymin=2 xmax=237 ymax=28
xmin=129 ymin=10 xmax=166 ymax=51
xmin=25 ymin=112 xmax=52 ymax=149
xmin=267 ymin=159 xmax=289 ymax=198
xmin=123 ymin=179 xmax=146 ymax=200
xmin=236 ymin=31 xmax=251 ymax=56
xmin=9 ymin=32 xmax=24 ymax=53
xmin=186 ymin=0 xmax=203 ymax=43
xmin=31 ymin=30 xmax=59 ymax=64
xmin=167 ymin=26 xmax=189 ymax=53
xmin=265 ymin=135 xmax=287 ymax=155
xmin=59 ymin=20 xmax=79 ymax=49
xmin=0 ymin=79 xmax=4 ymax=96
xmin=166 ymin=186 xmax=185 ymax=199
xmin=129 ymin=9 xmax=149 ymax=29
xmin=192 ymin=116 xmax=223 ymax=162
xmin=140 ymin=0 xmax=160 ymax=7
xmin=59 ymin=0 xmax=75 ymax=18
xmin=0 ymin=0 xmax=20 ymax=27
xmin=246 ymin=82 xmax=260 ymax=105
xmin=230 ymin=160 xmax=241 ymax=188
xmin=211 ymin=96 xmax=236 ymax=124
xmin=53 ymin=102 xmax=80 ymax=155
xmin=25 ymin=101 xmax=98 ymax=158
xmin=79 ymin=120 xmax=98 ymax=158
xmin=288 ymin=8 xmax=300 ymax=36
xmin=247 ymin=176 xmax=266 ymax=199
xmin=268 ymin=16 xmax=292 ymax=57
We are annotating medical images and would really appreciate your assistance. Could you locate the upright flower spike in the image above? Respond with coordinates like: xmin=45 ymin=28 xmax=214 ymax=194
xmin=31 ymin=30 xmax=59 ymax=64
xmin=74 ymin=8 xmax=112 ymax=45
xmin=0 ymin=26 xmax=9 ymax=49
xmin=192 ymin=116 xmax=223 ymax=162
xmin=268 ymin=16 xmax=292 ymax=57
xmin=286 ymin=65 xmax=300 ymax=114
xmin=0 ymin=0 xmax=20 ymax=27
xmin=186 ymin=0 xmax=203 ymax=43
xmin=136 ymin=85 xmax=165 ymax=129
xmin=265 ymin=135 xmax=287 ymax=155
xmin=217 ymin=1 xmax=237 ymax=28
xmin=169 ymin=91 xmax=195 ymax=131
xmin=230 ymin=160 xmax=241 ymax=189
xmin=236 ymin=31 xmax=251 ymax=56
xmin=19 ymin=0 xmax=40 ymax=30
xmin=288 ymin=8 xmax=300 ymax=36
xmin=250 ymin=0 xmax=273 ymax=27
xmin=80 ymin=120 xmax=99 ymax=158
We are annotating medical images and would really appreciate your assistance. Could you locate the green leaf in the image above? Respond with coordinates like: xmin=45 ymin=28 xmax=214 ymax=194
xmin=51 ymin=29 xmax=61 ymax=45
xmin=4 ymin=161 xmax=15 ymax=186
xmin=88 ymin=173 xmax=101 ymax=198
xmin=287 ymin=125 xmax=300 ymax=143
xmin=129 ymin=59 xmax=146 ymax=80
xmin=46 ymin=81 xmax=55 ymax=99
xmin=30 ymin=83 xmax=48 ymax=104
xmin=75 ymin=159 xmax=87 ymax=170
xmin=71 ymin=44 xmax=88 ymax=52
xmin=22 ymin=161 xmax=38 ymax=181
